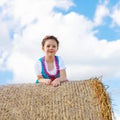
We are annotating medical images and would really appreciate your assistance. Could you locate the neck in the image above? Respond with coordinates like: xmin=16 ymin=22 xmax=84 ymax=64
xmin=45 ymin=56 xmax=55 ymax=62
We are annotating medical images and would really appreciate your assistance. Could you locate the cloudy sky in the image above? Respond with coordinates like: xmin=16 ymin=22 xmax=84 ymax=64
xmin=0 ymin=0 xmax=120 ymax=119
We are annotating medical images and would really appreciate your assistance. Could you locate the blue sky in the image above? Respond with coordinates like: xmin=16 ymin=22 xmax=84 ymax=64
xmin=0 ymin=0 xmax=120 ymax=119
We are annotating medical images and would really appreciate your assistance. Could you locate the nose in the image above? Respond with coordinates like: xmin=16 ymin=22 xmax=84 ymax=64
xmin=49 ymin=46 xmax=54 ymax=49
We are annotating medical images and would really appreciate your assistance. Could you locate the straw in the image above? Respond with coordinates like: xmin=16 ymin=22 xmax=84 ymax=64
xmin=0 ymin=78 xmax=113 ymax=120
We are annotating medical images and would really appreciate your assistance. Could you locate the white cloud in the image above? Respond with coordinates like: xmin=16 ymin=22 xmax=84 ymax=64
xmin=11 ymin=0 xmax=54 ymax=25
xmin=54 ymin=0 xmax=74 ymax=10
xmin=0 ymin=50 xmax=8 ymax=70
xmin=94 ymin=2 xmax=109 ymax=25
xmin=0 ymin=4 xmax=14 ymax=70
xmin=0 ymin=21 xmax=11 ymax=50
xmin=0 ymin=0 xmax=7 ymax=6
xmin=6 ymin=51 xmax=36 ymax=83
xmin=10 ymin=0 xmax=74 ymax=26
xmin=114 ymin=113 xmax=120 ymax=120
xmin=110 ymin=2 xmax=120 ymax=26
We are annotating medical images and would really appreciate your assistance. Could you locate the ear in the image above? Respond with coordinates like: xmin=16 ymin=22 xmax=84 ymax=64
xmin=42 ymin=46 xmax=44 ymax=51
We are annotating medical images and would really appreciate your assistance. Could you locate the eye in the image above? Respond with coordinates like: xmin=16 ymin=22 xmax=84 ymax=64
xmin=47 ymin=45 xmax=50 ymax=48
xmin=52 ymin=45 xmax=57 ymax=48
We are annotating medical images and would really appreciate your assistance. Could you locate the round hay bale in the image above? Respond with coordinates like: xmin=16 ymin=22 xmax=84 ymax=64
xmin=0 ymin=78 xmax=112 ymax=120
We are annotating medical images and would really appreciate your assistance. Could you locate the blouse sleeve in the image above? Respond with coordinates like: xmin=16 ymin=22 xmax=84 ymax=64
xmin=34 ymin=60 xmax=42 ymax=76
xmin=58 ymin=56 xmax=66 ymax=70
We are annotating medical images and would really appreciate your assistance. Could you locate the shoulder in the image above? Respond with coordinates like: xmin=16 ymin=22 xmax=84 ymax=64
xmin=55 ymin=56 xmax=64 ymax=62
xmin=56 ymin=56 xmax=66 ymax=69
xmin=35 ymin=56 xmax=44 ymax=66
xmin=38 ymin=56 xmax=44 ymax=61
xmin=34 ymin=58 xmax=43 ymax=75
xmin=55 ymin=55 xmax=63 ymax=60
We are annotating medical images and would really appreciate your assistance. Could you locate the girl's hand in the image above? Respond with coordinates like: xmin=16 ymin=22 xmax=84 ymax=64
xmin=51 ymin=78 xmax=60 ymax=87
xmin=44 ymin=79 xmax=51 ymax=85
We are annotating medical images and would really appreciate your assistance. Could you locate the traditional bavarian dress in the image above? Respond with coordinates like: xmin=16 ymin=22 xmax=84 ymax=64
xmin=36 ymin=56 xmax=60 ymax=84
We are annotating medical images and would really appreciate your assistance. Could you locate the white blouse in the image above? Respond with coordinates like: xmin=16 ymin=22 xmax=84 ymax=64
xmin=35 ymin=56 xmax=66 ymax=76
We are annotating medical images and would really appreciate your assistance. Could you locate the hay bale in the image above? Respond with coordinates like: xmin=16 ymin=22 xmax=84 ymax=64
xmin=0 ymin=78 xmax=112 ymax=120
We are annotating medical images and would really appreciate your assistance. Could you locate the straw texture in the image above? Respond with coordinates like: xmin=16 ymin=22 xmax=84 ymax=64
xmin=0 ymin=78 xmax=112 ymax=120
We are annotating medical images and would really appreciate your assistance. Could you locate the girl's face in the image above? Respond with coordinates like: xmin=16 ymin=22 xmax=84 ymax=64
xmin=42 ymin=39 xmax=58 ymax=57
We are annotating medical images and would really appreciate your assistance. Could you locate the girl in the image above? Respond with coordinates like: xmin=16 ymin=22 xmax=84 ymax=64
xmin=35 ymin=35 xmax=68 ymax=87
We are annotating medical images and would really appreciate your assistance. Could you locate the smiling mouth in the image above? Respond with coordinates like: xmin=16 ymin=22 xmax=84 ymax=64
xmin=49 ymin=51 xmax=54 ymax=53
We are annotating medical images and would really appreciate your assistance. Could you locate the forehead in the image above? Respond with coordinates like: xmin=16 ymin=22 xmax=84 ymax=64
xmin=45 ymin=39 xmax=57 ymax=45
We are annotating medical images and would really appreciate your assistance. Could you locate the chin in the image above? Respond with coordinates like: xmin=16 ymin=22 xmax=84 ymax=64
xmin=48 ymin=54 xmax=54 ymax=57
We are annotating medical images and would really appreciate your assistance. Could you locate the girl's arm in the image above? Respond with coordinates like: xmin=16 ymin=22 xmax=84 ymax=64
xmin=59 ymin=69 xmax=68 ymax=82
xmin=57 ymin=56 xmax=68 ymax=82
xmin=51 ymin=69 xmax=68 ymax=87
xmin=37 ymin=75 xmax=51 ymax=85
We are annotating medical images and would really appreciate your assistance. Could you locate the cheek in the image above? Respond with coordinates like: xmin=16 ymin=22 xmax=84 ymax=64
xmin=43 ymin=46 xmax=48 ymax=50
xmin=55 ymin=49 xmax=58 ymax=53
xmin=56 ymin=47 xmax=58 ymax=51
